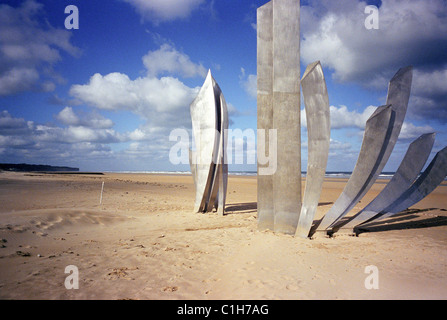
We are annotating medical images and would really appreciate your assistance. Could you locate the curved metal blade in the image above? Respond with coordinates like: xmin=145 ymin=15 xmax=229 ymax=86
xmin=314 ymin=104 xmax=394 ymax=233
xmin=314 ymin=66 xmax=413 ymax=234
xmin=363 ymin=146 xmax=447 ymax=224
xmin=295 ymin=61 xmax=330 ymax=238
xmin=190 ymin=70 xmax=227 ymax=213
xmin=337 ymin=132 xmax=435 ymax=231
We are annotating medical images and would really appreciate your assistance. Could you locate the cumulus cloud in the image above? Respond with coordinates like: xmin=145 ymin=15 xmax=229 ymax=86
xmin=301 ymin=0 xmax=447 ymax=83
xmin=239 ymin=68 xmax=257 ymax=99
xmin=143 ymin=44 xmax=207 ymax=78
xmin=409 ymin=68 xmax=447 ymax=121
xmin=0 ymin=68 xmax=39 ymax=96
xmin=0 ymin=0 xmax=80 ymax=96
xmin=301 ymin=105 xmax=376 ymax=129
xmin=123 ymin=0 xmax=205 ymax=23
xmin=301 ymin=0 xmax=447 ymax=121
xmin=69 ymin=72 xmax=199 ymax=121
xmin=61 ymin=43 xmax=212 ymax=169
xmin=69 ymin=43 xmax=208 ymax=136
xmin=0 ymin=109 xmax=125 ymax=168
xmin=329 ymin=139 xmax=352 ymax=151
xmin=0 ymin=110 xmax=34 ymax=136
xmin=399 ymin=122 xmax=435 ymax=140
xmin=56 ymin=107 xmax=114 ymax=129
xmin=1 ymin=109 xmax=120 ymax=144
xmin=301 ymin=103 xmax=434 ymax=148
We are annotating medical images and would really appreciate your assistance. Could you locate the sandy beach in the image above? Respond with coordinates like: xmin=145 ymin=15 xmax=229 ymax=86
xmin=0 ymin=171 xmax=446 ymax=300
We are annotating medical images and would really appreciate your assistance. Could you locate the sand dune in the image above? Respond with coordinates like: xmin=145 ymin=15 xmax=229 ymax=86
xmin=0 ymin=171 xmax=446 ymax=300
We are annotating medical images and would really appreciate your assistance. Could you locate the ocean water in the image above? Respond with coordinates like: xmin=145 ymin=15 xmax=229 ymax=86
xmin=109 ymin=171 xmax=390 ymax=179
xmin=107 ymin=171 xmax=446 ymax=181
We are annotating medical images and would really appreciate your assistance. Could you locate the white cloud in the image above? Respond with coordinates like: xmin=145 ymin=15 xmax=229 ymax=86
xmin=330 ymin=138 xmax=352 ymax=151
xmin=64 ymin=43 xmax=211 ymax=169
xmin=412 ymin=68 xmax=447 ymax=98
xmin=0 ymin=67 xmax=39 ymax=96
xmin=239 ymin=68 xmax=257 ymax=99
xmin=127 ymin=128 xmax=147 ymax=141
xmin=64 ymin=126 xmax=121 ymax=144
xmin=301 ymin=0 xmax=447 ymax=83
xmin=33 ymin=124 xmax=122 ymax=145
xmin=124 ymin=0 xmax=205 ymax=23
xmin=301 ymin=0 xmax=447 ymax=121
xmin=330 ymin=105 xmax=376 ymax=129
xmin=69 ymin=72 xmax=200 ymax=117
xmin=408 ymin=68 xmax=447 ymax=121
xmin=69 ymin=43 xmax=209 ymax=137
xmin=56 ymin=107 xmax=114 ymax=129
xmin=0 ymin=109 xmax=122 ymax=153
xmin=0 ymin=109 xmax=130 ymax=169
xmin=143 ymin=44 xmax=207 ymax=78
xmin=399 ymin=122 xmax=435 ymax=140
xmin=56 ymin=107 xmax=79 ymax=126
xmin=0 ymin=0 xmax=80 ymax=96
xmin=0 ymin=111 xmax=34 ymax=136
xmin=301 ymin=105 xmax=376 ymax=129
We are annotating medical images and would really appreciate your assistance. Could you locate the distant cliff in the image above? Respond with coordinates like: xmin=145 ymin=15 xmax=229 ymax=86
xmin=0 ymin=163 xmax=79 ymax=172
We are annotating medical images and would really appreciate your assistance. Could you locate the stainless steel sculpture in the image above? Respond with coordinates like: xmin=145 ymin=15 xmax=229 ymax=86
xmin=253 ymin=0 xmax=444 ymax=238
xmin=315 ymin=67 xmax=413 ymax=234
xmin=313 ymin=105 xmax=394 ymax=233
xmin=274 ymin=0 xmax=302 ymax=235
xmin=295 ymin=61 xmax=330 ymax=238
xmin=336 ymin=133 xmax=436 ymax=232
xmin=257 ymin=0 xmax=301 ymax=235
xmin=359 ymin=146 xmax=447 ymax=226
xmin=257 ymin=1 xmax=274 ymax=231
xmin=190 ymin=70 xmax=228 ymax=215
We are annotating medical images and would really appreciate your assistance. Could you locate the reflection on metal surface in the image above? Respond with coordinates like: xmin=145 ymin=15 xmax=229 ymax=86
xmin=314 ymin=105 xmax=394 ymax=233
xmin=271 ymin=0 xmax=302 ymax=235
xmin=256 ymin=0 xmax=302 ymax=235
xmin=190 ymin=70 xmax=228 ymax=214
xmin=257 ymin=1 xmax=274 ymax=231
xmin=295 ymin=61 xmax=330 ymax=238
xmin=252 ymin=0 xmax=445 ymax=239
xmin=337 ymin=133 xmax=435 ymax=231
xmin=359 ymin=146 xmax=447 ymax=226
xmin=316 ymin=67 xmax=413 ymax=234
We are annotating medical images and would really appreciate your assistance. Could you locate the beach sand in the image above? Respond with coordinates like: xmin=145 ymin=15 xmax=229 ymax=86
xmin=0 ymin=171 xmax=446 ymax=300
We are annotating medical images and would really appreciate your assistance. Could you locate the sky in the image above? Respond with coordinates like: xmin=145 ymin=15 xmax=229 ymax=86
xmin=0 ymin=0 xmax=446 ymax=173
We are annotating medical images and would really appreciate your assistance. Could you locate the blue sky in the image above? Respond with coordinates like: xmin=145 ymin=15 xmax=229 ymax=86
xmin=0 ymin=0 xmax=446 ymax=172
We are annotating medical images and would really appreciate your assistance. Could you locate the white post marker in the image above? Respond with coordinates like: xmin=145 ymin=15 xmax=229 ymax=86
xmin=100 ymin=181 xmax=104 ymax=205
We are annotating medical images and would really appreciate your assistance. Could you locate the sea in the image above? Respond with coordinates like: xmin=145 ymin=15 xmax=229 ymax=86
xmin=108 ymin=171 xmax=399 ymax=180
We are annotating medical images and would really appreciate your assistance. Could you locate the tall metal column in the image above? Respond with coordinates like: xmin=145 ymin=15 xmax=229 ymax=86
xmin=257 ymin=1 xmax=274 ymax=231
xmin=272 ymin=0 xmax=301 ymax=235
